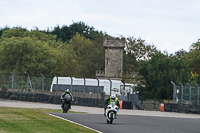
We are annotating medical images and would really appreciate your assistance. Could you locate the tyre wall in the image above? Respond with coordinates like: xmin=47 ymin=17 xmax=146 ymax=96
xmin=0 ymin=91 xmax=104 ymax=108
xmin=162 ymin=103 xmax=200 ymax=114
xmin=0 ymin=91 xmax=133 ymax=109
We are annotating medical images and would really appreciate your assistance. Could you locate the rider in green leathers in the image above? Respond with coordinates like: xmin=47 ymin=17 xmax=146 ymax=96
xmin=61 ymin=89 xmax=73 ymax=109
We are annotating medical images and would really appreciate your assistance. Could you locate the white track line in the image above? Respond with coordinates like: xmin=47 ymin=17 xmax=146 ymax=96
xmin=47 ymin=113 xmax=103 ymax=133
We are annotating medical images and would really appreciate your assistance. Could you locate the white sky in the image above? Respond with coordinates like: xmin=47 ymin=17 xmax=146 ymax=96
xmin=1 ymin=0 xmax=200 ymax=54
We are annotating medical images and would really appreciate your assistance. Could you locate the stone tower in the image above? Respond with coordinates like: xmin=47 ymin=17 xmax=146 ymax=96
xmin=103 ymin=37 xmax=125 ymax=80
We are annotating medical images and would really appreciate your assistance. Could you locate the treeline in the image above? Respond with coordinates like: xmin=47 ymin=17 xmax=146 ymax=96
xmin=0 ymin=22 xmax=105 ymax=78
xmin=0 ymin=21 xmax=200 ymax=100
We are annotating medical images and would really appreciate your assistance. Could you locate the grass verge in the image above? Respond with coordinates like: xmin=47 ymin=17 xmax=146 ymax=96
xmin=0 ymin=106 xmax=96 ymax=133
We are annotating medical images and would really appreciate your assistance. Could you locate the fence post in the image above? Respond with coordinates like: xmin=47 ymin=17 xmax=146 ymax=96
xmin=121 ymin=80 xmax=125 ymax=91
xmin=195 ymin=83 xmax=199 ymax=105
xmin=187 ymin=83 xmax=192 ymax=105
xmin=25 ymin=71 xmax=29 ymax=93
xmin=54 ymin=75 xmax=58 ymax=96
xmin=41 ymin=73 xmax=45 ymax=94
xmin=10 ymin=72 xmax=14 ymax=93
xmin=83 ymin=77 xmax=85 ymax=98
xmin=179 ymin=82 xmax=184 ymax=104
xmin=69 ymin=76 xmax=73 ymax=93
xmin=96 ymin=77 xmax=99 ymax=100
xmin=108 ymin=78 xmax=112 ymax=96
xmin=171 ymin=81 xmax=176 ymax=104
xmin=28 ymin=76 xmax=34 ymax=94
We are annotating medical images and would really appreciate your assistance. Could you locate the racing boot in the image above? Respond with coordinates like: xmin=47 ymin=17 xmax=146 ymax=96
xmin=61 ymin=104 xmax=63 ymax=109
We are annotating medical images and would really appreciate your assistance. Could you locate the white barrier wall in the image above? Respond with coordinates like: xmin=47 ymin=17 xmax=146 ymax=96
xmin=50 ymin=77 xmax=134 ymax=96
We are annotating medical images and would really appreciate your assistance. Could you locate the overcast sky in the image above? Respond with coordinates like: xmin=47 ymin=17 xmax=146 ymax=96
xmin=1 ymin=0 xmax=200 ymax=54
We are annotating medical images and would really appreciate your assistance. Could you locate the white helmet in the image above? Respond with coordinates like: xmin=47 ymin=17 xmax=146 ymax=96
xmin=111 ymin=94 xmax=116 ymax=101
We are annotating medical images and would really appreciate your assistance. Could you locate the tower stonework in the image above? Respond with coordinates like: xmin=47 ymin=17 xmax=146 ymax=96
xmin=103 ymin=37 xmax=125 ymax=80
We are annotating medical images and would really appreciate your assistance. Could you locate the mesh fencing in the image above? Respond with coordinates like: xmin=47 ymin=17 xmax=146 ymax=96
xmin=0 ymin=75 xmax=53 ymax=94
xmin=0 ymin=74 xmax=104 ymax=100
xmin=173 ymin=83 xmax=200 ymax=105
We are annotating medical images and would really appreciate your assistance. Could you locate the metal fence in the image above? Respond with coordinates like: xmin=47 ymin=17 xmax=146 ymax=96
xmin=171 ymin=81 xmax=200 ymax=105
xmin=0 ymin=73 xmax=106 ymax=100
xmin=0 ymin=74 xmax=53 ymax=94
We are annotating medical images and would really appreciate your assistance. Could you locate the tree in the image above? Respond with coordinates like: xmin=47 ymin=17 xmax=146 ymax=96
xmin=51 ymin=21 xmax=103 ymax=42
xmin=68 ymin=33 xmax=104 ymax=78
xmin=138 ymin=52 xmax=192 ymax=100
xmin=125 ymin=37 xmax=158 ymax=61
xmin=184 ymin=39 xmax=200 ymax=73
xmin=53 ymin=42 xmax=79 ymax=77
xmin=123 ymin=37 xmax=159 ymax=84
xmin=174 ymin=49 xmax=188 ymax=58
xmin=123 ymin=37 xmax=158 ymax=73
xmin=0 ymin=28 xmax=60 ymax=76
xmin=0 ymin=26 xmax=105 ymax=78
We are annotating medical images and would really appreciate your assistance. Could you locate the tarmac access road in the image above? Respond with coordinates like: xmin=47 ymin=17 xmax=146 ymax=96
xmin=50 ymin=113 xmax=200 ymax=133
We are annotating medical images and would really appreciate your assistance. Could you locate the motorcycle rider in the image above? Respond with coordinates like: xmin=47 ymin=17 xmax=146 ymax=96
xmin=104 ymin=93 xmax=120 ymax=116
xmin=61 ymin=89 xmax=73 ymax=109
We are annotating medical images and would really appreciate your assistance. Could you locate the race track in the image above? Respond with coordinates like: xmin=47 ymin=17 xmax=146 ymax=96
xmin=50 ymin=113 xmax=200 ymax=133
xmin=1 ymin=99 xmax=200 ymax=133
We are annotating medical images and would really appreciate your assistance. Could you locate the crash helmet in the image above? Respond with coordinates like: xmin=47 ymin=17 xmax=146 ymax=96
xmin=65 ymin=89 xmax=70 ymax=94
xmin=111 ymin=94 xmax=116 ymax=101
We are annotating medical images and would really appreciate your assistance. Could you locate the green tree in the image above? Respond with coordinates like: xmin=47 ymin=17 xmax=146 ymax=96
xmin=68 ymin=33 xmax=104 ymax=78
xmin=184 ymin=39 xmax=200 ymax=73
xmin=123 ymin=37 xmax=158 ymax=73
xmin=138 ymin=52 xmax=192 ymax=100
xmin=1 ymin=27 xmax=27 ymax=38
xmin=125 ymin=37 xmax=158 ymax=61
xmin=51 ymin=21 xmax=103 ymax=42
xmin=0 ymin=26 xmax=105 ymax=78
xmin=0 ymin=28 xmax=60 ymax=76
xmin=123 ymin=37 xmax=158 ymax=84
xmin=53 ymin=42 xmax=79 ymax=77
xmin=174 ymin=49 xmax=188 ymax=58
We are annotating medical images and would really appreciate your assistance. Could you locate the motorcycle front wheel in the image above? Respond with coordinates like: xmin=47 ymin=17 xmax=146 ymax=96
xmin=107 ymin=119 xmax=109 ymax=123
xmin=63 ymin=103 xmax=69 ymax=113
xmin=109 ymin=113 xmax=113 ymax=124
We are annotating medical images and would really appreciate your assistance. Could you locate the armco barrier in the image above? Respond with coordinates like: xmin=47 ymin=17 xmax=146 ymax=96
xmin=163 ymin=103 xmax=200 ymax=114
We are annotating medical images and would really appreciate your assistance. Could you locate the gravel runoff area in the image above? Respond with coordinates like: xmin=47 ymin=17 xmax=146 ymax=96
xmin=0 ymin=99 xmax=200 ymax=119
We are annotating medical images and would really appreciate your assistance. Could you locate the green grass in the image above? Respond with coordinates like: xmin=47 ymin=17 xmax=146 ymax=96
xmin=0 ymin=107 xmax=96 ymax=133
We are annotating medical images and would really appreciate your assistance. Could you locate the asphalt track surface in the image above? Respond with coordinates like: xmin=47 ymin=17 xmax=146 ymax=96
xmin=1 ymin=99 xmax=200 ymax=133
xmin=50 ymin=113 xmax=200 ymax=133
